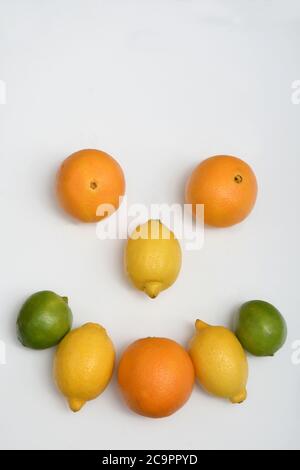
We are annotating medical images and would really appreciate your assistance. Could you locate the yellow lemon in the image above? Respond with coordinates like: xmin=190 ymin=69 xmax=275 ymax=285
xmin=125 ymin=219 xmax=182 ymax=299
xmin=53 ymin=322 xmax=115 ymax=412
xmin=189 ymin=320 xmax=248 ymax=404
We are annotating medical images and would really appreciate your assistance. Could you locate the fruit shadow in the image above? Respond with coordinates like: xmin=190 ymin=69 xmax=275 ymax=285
xmin=46 ymin=162 xmax=80 ymax=225
xmin=46 ymin=349 xmax=67 ymax=410
xmin=9 ymin=295 xmax=24 ymax=346
xmin=170 ymin=159 xmax=210 ymax=238
xmin=173 ymin=160 xmax=195 ymax=206
xmin=13 ymin=318 xmax=67 ymax=412
xmin=118 ymin=239 xmax=133 ymax=287
xmin=103 ymin=235 xmax=162 ymax=299
xmin=107 ymin=370 xmax=133 ymax=417
xmin=94 ymin=236 xmax=136 ymax=296
xmin=229 ymin=302 xmax=243 ymax=331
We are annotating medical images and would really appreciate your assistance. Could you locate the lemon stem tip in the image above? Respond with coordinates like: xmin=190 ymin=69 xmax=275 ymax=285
xmin=68 ymin=398 xmax=85 ymax=412
xmin=230 ymin=389 xmax=247 ymax=404
xmin=195 ymin=319 xmax=209 ymax=331
xmin=144 ymin=282 xmax=162 ymax=299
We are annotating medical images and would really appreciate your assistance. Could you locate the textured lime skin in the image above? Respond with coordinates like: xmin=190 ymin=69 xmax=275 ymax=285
xmin=236 ymin=300 xmax=287 ymax=357
xmin=17 ymin=291 xmax=73 ymax=349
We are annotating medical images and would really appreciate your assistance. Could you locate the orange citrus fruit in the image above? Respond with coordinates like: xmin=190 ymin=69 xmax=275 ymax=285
xmin=56 ymin=149 xmax=125 ymax=222
xmin=118 ymin=337 xmax=195 ymax=418
xmin=185 ymin=155 xmax=258 ymax=227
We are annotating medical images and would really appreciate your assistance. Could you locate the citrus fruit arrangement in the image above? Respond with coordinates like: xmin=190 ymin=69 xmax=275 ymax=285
xmin=15 ymin=149 xmax=288 ymax=417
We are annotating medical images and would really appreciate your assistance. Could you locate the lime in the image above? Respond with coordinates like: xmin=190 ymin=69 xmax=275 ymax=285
xmin=17 ymin=291 xmax=73 ymax=349
xmin=236 ymin=300 xmax=287 ymax=357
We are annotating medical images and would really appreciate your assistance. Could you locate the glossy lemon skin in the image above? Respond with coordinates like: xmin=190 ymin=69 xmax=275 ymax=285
xmin=189 ymin=320 xmax=248 ymax=404
xmin=125 ymin=220 xmax=182 ymax=299
xmin=53 ymin=323 xmax=115 ymax=412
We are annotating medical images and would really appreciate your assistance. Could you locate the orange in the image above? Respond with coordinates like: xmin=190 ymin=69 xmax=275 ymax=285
xmin=56 ymin=149 xmax=125 ymax=222
xmin=118 ymin=337 xmax=195 ymax=418
xmin=185 ymin=155 xmax=258 ymax=227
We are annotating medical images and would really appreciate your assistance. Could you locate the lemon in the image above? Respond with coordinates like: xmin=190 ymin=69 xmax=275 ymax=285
xmin=125 ymin=219 xmax=182 ymax=299
xmin=189 ymin=320 xmax=248 ymax=404
xmin=53 ymin=323 xmax=115 ymax=412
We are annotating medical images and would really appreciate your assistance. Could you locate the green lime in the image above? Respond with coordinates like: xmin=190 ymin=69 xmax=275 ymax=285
xmin=236 ymin=300 xmax=287 ymax=357
xmin=17 ymin=291 xmax=73 ymax=349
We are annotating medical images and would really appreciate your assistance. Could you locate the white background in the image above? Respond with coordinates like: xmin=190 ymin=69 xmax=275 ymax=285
xmin=0 ymin=0 xmax=299 ymax=450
